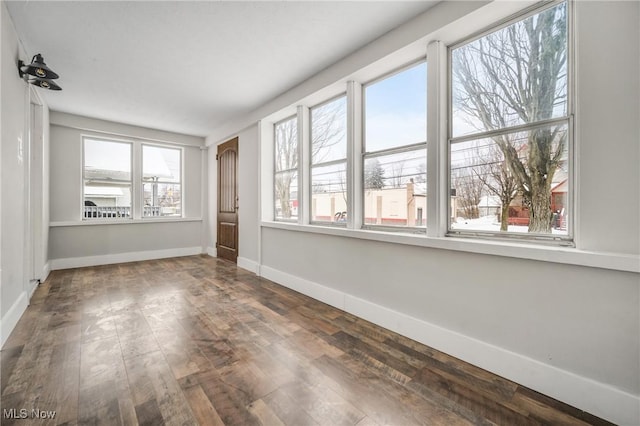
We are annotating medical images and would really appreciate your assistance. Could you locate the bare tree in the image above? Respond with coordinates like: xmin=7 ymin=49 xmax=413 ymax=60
xmin=453 ymin=167 xmax=483 ymax=219
xmin=311 ymin=100 xmax=345 ymax=164
xmin=390 ymin=161 xmax=405 ymax=189
xmin=414 ymin=162 xmax=426 ymax=184
xmin=275 ymin=118 xmax=298 ymax=218
xmin=474 ymin=145 xmax=518 ymax=231
xmin=452 ymin=3 xmax=567 ymax=233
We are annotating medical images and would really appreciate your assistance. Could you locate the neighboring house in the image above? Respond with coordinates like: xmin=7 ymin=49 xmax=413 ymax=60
xmin=311 ymin=181 xmax=427 ymax=226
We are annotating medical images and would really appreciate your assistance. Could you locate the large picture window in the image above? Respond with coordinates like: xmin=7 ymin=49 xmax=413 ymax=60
xmin=142 ymin=144 xmax=182 ymax=217
xmin=449 ymin=1 xmax=570 ymax=239
xmin=363 ymin=61 xmax=427 ymax=228
xmin=310 ymin=96 xmax=347 ymax=224
xmin=274 ymin=116 xmax=299 ymax=221
xmin=83 ymin=138 xmax=132 ymax=219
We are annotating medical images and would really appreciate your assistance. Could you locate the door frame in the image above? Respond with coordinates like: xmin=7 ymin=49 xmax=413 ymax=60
xmin=25 ymin=87 xmax=44 ymax=290
xmin=216 ymin=137 xmax=239 ymax=263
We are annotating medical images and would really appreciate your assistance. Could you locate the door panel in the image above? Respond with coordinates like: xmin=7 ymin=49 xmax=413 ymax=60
xmin=217 ymin=138 xmax=238 ymax=262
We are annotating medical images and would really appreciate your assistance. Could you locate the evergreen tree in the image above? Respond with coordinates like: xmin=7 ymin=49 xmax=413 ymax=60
xmin=364 ymin=159 xmax=385 ymax=190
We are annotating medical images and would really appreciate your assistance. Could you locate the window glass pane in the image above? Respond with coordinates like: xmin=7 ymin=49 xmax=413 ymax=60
xmin=450 ymin=124 xmax=568 ymax=235
xmin=143 ymin=145 xmax=181 ymax=183
xmin=143 ymin=183 xmax=182 ymax=217
xmin=311 ymin=96 xmax=347 ymax=164
xmin=365 ymin=62 xmax=426 ymax=152
xmin=451 ymin=2 xmax=568 ymax=137
xmin=275 ymin=171 xmax=298 ymax=220
xmin=83 ymin=184 xmax=131 ymax=218
xmin=275 ymin=117 xmax=298 ymax=221
xmin=364 ymin=149 xmax=426 ymax=227
xmin=84 ymin=139 xmax=131 ymax=181
xmin=311 ymin=162 xmax=347 ymax=223
xmin=275 ymin=117 xmax=298 ymax=172
xmin=84 ymin=138 xmax=131 ymax=219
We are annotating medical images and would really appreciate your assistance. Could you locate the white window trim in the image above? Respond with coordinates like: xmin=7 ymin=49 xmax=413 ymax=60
xmin=82 ymin=134 xmax=187 ymax=221
xmin=260 ymin=220 xmax=639 ymax=273
xmin=51 ymin=217 xmax=202 ymax=227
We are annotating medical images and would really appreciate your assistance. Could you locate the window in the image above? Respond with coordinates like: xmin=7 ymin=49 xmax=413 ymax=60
xmin=263 ymin=1 xmax=573 ymax=247
xmin=274 ymin=116 xmax=298 ymax=221
xmin=83 ymin=137 xmax=185 ymax=220
xmin=142 ymin=144 xmax=182 ymax=217
xmin=364 ymin=61 xmax=427 ymax=228
xmin=310 ymin=96 xmax=347 ymax=224
xmin=449 ymin=1 xmax=570 ymax=239
xmin=83 ymin=138 xmax=132 ymax=219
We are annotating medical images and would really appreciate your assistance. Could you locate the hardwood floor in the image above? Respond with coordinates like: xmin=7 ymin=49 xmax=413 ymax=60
xmin=1 ymin=255 xmax=611 ymax=425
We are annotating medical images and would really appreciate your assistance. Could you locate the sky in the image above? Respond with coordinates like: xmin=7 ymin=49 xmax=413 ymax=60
xmin=365 ymin=61 xmax=427 ymax=152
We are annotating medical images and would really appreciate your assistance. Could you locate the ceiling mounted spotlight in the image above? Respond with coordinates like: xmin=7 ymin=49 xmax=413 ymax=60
xmin=18 ymin=54 xmax=62 ymax=91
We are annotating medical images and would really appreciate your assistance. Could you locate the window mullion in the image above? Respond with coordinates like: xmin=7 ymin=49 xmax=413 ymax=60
xmin=132 ymin=141 xmax=142 ymax=219
xmin=426 ymin=40 xmax=447 ymax=238
xmin=298 ymin=105 xmax=310 ymax=225
xmin=449 ymin=116 xmax=570 ymax=145
xmin=347 ymin=80 xmax=363 ymax=230
xmin=259 ymin=120 xmax=273 ymax=221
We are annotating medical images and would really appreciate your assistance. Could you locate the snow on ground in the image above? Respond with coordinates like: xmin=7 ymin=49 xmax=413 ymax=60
xmin=451 ymin=215 xmax=568 ymax=235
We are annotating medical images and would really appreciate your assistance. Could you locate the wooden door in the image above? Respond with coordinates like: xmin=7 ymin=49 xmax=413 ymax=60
xmin=217 ymin=137 xmax=239 ymax=263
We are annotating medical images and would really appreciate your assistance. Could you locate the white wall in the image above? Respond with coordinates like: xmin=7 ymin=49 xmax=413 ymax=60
xmin=31 ymin=103 xmax=50 ymax=282
xmin=237 ymin=125 xmax=260 ymax=271
xmin=41 ymin=106 xmax=50 ymax=277
xmin=576 ymin=1 xmax=639 ymax=255
xmin=206 ymin=137 xmax=216 ymax=256
xmin=0 ymin=0 xmax=25 ymax=346
xmin=48 ymin=112 xmax=206 ymax=268
xmin=1 ymin=1 xmax=50 ymax=347
xmin=208 ymin=1 xmax=640 ymax=424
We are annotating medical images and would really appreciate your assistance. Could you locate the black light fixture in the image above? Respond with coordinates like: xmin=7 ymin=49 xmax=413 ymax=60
xmin=18 ymin=54 xmax=62 ymax=91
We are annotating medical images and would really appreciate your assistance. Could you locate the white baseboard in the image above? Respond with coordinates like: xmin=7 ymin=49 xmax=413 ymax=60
xmin=206 ymin=247 xmax=217 ymax=257
xmin=28 ymin=280 xmax=39 ymax=299
xmin=237 ymin=257 xmax=259 ymax=274
xmin=261 ymin=266 xmax=345 ymax=308
xmin=41 ymin=262 xmax=51 ymax=283
xmin=50 ymin=246 xmax=203 ymax=270
xmin=1 ymin=291 xmax=29 ymax=349
xmin=260 ymin=265 xmax=638 ymax=426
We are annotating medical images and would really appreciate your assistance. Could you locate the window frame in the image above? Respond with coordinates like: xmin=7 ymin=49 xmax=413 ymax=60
xmin=82 ymin=136 xmax=134 ymax=221
xmin=273 ymin=114 xmax=300 ymax=223
xmin=263 ymin=0 xmax=576 ymax=246
xmin=309 ymin=93 xmax=348 ymax=226
xmin=446 ymin=0 xmax=574 ymax=245
xmin=141 ymin=142 xmax=184 ymax=219
xmin=361 ymin=59 xmax=428 ymax=233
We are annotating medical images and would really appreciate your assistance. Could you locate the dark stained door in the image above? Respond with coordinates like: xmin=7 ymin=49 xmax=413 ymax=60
xmin=217 ymin=137 xmax=238 ymax=263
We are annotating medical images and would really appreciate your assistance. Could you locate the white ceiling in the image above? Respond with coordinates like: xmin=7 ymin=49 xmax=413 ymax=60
xmin=6 ymin=1 xmax=438 ymax=137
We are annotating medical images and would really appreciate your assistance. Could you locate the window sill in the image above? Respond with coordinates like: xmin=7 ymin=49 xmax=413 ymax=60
xmin=260 ymin=221 xmax=639 ymax=273
xmin=50 ymin=217 xmax=202 ymax=227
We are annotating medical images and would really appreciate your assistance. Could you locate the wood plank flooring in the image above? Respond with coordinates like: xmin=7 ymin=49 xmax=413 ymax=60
xmin=1 ymin=255 xmax=612 ymax=425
